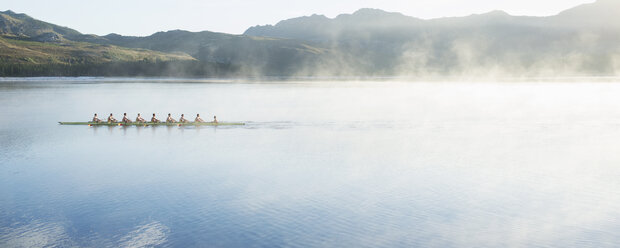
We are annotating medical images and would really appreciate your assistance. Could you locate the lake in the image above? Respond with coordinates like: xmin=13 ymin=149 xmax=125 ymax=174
xmin=1 ymin=78 xmax=620 ymax=247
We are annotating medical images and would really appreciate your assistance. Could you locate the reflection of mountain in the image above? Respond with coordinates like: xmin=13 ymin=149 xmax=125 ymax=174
xmin=2 ymin=0 xmax=620 ymax=77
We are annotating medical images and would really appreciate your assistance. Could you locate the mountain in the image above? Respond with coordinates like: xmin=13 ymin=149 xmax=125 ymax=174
xmin=0 ymin=10 xmax=238 ymax=76
xmin=0 ymin=12 xmax=195 ymax=65
xmin=0 ymin=10 xmax=331 ymax=76
xmin=549 ymin=0 xmax=620 ymax=28
xmin=2 ymin=0 xmax=620 ymax=77
xmin=245 ymin=1 xmax=620 ymax=40
xmin=0 ymin=10 xmax=101 ymax=42
xmin=0 ymin=35 xmax=218 ymax=77
xmin=95 ymin=30 xmax=331 ymax=76
xmin=245 ymin=9 xmax=424 ymax=43
xmin=244 ymin=0 xmax=620 ymax=76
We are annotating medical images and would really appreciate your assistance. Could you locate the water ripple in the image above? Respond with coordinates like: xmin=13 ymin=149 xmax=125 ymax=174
xmin=0 ymin=221 xmax=73 ymax=248
xmin=117 ymin=222 xmax=170 ymax=248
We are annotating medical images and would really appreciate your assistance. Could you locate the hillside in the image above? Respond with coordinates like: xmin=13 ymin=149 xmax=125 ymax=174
xmin=2 ymin=0 xmax=620 ymax=77
xmin=0 ymin=10 xmax=232 ymax=77
xmin=0 ymin=36 xmax=193 ymax=65
xmin=0 ymin=9 xmax=331 ymax=76
xmin=244 ymin=0 xmax=620 ymax=76
xmin=549 ymin=0 xmax=620 ymax=28
xmin=0 ymin=10 xmax=104 ymax=43
xmin=96 ymin=30 xmax=331 ymax=76
xmin=245 ymin=1 xmax=620 ymax=40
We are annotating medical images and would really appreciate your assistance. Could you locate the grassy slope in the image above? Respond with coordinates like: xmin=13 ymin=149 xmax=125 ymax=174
xmin=100 ymin=30 xmax=333 ymax=76
xmin=0 ymin=10 xmax=333 ymax=76
xmin=0 ymin=35 xmax=195 ymax=65
xmin=0 ymin=11 xmax=91 ymax=40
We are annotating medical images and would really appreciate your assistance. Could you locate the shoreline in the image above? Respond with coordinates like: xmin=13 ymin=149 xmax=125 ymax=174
xmin=2 ymin=75 xmax=620 ymax=83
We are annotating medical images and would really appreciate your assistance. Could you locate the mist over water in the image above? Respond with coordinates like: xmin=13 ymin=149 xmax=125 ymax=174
xmin=1 ymin=79 xmax=620 ymax=247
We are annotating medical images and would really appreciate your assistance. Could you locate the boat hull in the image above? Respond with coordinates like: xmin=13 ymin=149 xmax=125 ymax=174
xmin=59 ymin=122 xmax=244 ymax=126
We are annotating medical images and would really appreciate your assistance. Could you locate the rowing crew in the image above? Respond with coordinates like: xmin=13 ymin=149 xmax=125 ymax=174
xmin=92 ymin=113 xmax=217 ymax=124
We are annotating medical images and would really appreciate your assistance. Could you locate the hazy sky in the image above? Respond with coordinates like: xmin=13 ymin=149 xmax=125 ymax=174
xmin=3 ymin=0 xmax=594 ymax=36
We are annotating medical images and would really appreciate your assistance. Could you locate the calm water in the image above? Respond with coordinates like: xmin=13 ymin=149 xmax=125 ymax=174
xmin=1 ymin=78 xmax=620 ymax=247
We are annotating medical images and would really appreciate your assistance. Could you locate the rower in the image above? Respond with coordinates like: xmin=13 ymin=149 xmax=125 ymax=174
xmin=136 ymin=113 xmax=146 ymax=123
xmin=166 ymin=113 xmax=177 ymax=123
xmin=179 ymin=114 xmax=189 ymax=123
xmin=195 ymin=114 xmax=204 ymax=123
xmin=151 ymin=113 xmax=160 ymax=123
xmin=213 ymin=115 xmax=218 ymax=123
xmin=122 ymin=113 xmax=132 ymax=123
xmin=108 ymin=113 xmax=118 ymax=123
xmin=92 ymin=113 xmax=101 ymax=123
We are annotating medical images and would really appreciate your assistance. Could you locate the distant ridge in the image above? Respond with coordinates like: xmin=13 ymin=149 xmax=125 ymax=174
xmin=550 ymin=0 xmax=620 ymax=28
xmin=244 ymin=0 xmax=620 ymax=40
xmin=2 ymin=0 xmax=620 ymax=77
xmin=241 ymin=0 xmax=620 ymax=76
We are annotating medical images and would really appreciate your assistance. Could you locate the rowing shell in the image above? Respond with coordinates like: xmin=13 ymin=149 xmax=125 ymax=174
xmin=59 ymin=122 xmax=244 ymax=126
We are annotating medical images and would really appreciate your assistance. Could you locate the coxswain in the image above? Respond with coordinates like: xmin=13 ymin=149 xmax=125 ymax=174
xmin=179 ymin=114 xmax=189 ymax=123
xmin=195 ymin=114 xmax=204 ymax=123
xmin=136 ymin=113 xmax=146 ymax=123
xmin=108 ymin=113 xmax=118 ymax=123
xmin=166 ymin=113 xmax=177 ymax=123
xmin=92 ymin=113 xmax=101 ymax=123
xmin=151 ymin=113 xmax=160 ymax=123
xmin=122 ymin=113 xmax=132 ymax=123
